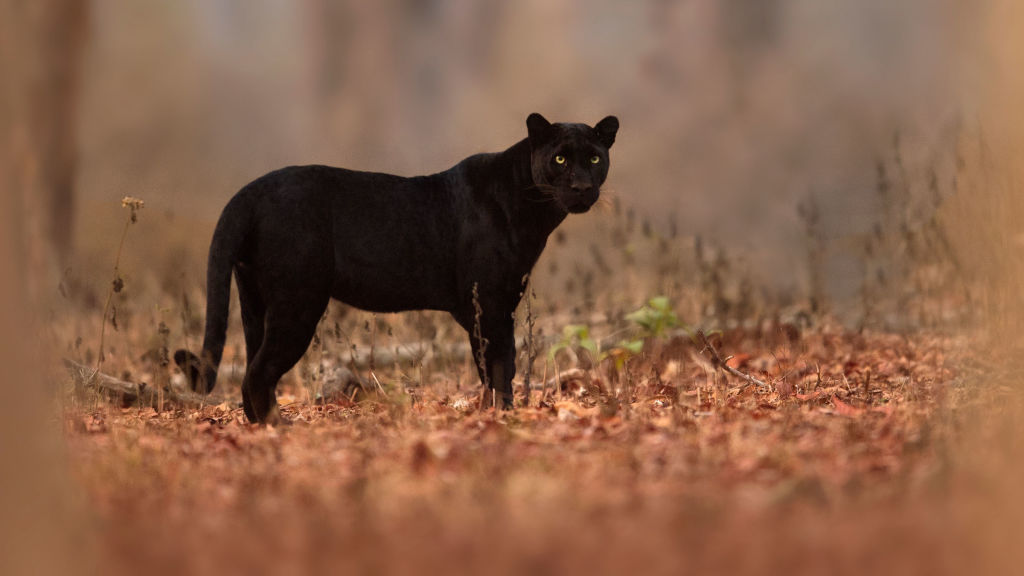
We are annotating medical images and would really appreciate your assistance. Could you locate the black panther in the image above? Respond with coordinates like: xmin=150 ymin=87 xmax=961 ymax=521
xmin=174 ymin=113 xmax=618 ymax=424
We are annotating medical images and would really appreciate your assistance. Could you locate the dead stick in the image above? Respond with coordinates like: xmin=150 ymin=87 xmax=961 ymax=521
xmin=64 ymin=358 xmax=138 ymax=400
xmin=63 ymin=358 xmax=208 ymax=408
xmin=547 ymin=368 xmax=585 ymax=392
xmin=696 ymin=330 xmax=768 ymax=390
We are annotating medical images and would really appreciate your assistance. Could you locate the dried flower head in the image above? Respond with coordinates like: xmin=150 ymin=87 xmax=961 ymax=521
xmin=121 ymin=196 xmax=145 ymax=223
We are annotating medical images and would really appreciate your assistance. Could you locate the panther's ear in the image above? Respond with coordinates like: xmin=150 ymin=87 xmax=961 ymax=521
xmin=594 ymin=116 xmax=619 ymax=148
xmin=527 ymin=113 xmax=552 ymax=142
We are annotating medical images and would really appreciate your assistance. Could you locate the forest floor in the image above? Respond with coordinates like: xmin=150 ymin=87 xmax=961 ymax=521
xmin=60 ymin=320 xmax=1023 ymax=575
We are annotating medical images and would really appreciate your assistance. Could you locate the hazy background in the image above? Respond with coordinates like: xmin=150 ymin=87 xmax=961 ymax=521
xmin=4 ymin=3 xmax=1024 ymax=575
xmin=67 ymin=0 xmax=977 ymax=308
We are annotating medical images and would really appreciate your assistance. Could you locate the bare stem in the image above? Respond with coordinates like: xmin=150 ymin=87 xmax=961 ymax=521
xmin=471 ymin=282 xmax=490 ymax=393
xmin=96 ymin=216 xmax=132 ymax=370
xmin=522 ymin=274 xmax=536 ymax=403
xmin=696 ymin=329 xmax=768 ymax=391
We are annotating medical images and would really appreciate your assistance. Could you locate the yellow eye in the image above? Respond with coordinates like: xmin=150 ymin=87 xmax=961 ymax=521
xmin=554 ymin=155 xmax=566 ymax=165
xmin=590 ymin=156 xmax=601 ymax=164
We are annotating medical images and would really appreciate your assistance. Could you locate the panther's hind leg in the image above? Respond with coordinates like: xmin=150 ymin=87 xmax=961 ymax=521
xmin=241 ymin=295 xmax=329 ymax=424
xmin=235 ymin=264 xmax=266 ymax=422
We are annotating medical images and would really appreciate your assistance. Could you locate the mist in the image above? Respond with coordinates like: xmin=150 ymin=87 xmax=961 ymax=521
xmin=74 ymin=0 xmax=976 ymax=307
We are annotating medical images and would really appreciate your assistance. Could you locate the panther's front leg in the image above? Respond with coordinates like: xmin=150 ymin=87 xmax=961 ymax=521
xmin=481 ymin=321 xmax=517 ymax=409
xmin=458 ymin=310 xmax=517 ymax=410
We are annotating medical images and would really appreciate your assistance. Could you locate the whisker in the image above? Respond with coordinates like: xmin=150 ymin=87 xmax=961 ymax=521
xmin=586 ymin=196 xmax=613 ymax=215
xmin=524 ymin=194 xmax=557 ymax=204
xmin=520 ymin=184 xmax=558 ymax=194
xmin=519 ymin=183 xmax=559 ymax=200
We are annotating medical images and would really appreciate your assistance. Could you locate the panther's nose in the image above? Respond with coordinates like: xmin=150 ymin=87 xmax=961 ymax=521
xmin=570 ymin=179 xmax=593 ymax=192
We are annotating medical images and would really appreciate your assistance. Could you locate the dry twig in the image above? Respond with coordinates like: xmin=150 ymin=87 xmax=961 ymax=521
xmin=97 ymin=197 xmax=144 ymax=369
xmin=544 ymin=368 xmax=586 ymax=392
xmin=696 ymin=330 xmax=769 ymax=391
xmin=64 ymin=357 xmax=208 ymax=408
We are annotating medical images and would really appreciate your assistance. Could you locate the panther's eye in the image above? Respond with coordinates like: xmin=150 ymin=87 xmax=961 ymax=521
xmin=590 ymin=156 xmax=601 ymax=164
xmin=554 ymin=155 xmax=566 ymax=165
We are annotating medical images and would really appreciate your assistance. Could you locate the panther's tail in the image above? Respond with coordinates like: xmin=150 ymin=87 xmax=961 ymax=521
xmin=173 ymin=194 xmax=251 ymax=393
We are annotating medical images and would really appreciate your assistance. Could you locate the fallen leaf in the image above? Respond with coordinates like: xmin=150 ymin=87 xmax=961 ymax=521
xmin=831 ymin=395 xmax=863 ymax=417
xmin=726 ymin=353 xmax=751 ymax=369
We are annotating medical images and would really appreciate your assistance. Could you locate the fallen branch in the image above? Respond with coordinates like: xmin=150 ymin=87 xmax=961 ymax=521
xmin=696 ymin=330 xmax=769 ymax=391
xmin=543 ymin=368 xmax=586 ymax=391
xmin=63 ymin=358 xmax=209 ymax=408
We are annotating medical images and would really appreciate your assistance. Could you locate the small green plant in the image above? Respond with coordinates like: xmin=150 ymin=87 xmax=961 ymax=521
xmin=548 ymin=324 xmax=599 ymax=362
xmin=605 ymin=338 xmax=643 ymax=372
xmin=549 ymin=297 xmax=685 ymax=373
xmin=624 ymin=295 xmax=680 ymax=339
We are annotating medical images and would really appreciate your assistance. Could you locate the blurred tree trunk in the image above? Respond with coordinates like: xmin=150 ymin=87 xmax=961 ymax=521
xmin=8 ymin=0 xmax=88 ymax=290
xmin=0 ymin=1 xmax=92 ymax=574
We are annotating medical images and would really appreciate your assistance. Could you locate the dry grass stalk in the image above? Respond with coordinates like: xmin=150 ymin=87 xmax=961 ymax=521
xmin=696 ymin=329 xmax=769 ymax=391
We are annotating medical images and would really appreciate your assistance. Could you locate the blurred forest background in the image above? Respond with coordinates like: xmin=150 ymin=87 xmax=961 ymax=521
xmin=4 ymin=2 xmax=1024 ymax=575
xmin=13 ymin=0 xmax=1006 ymax=320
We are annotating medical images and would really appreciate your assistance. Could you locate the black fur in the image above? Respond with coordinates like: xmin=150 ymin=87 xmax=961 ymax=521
xmin=174 ymin=113 xmax=618 ymax=423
